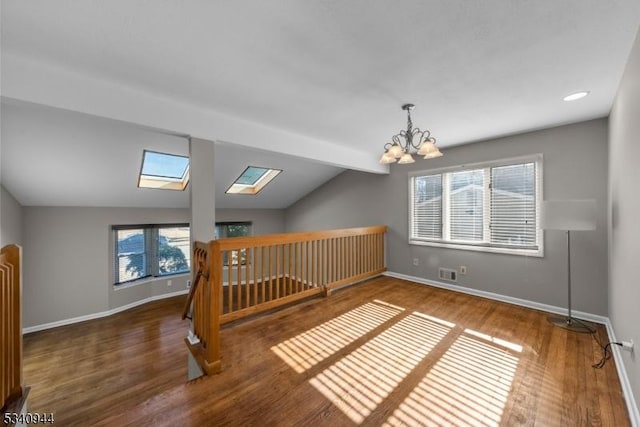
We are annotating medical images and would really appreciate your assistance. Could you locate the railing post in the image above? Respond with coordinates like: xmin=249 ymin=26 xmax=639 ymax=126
xmin=204 ymin=240 xmax=222 ymax=374
xmin=1 ymin=244 xmax=24 ymax=411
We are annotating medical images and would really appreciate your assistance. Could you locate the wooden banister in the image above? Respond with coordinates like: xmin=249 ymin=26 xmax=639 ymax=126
xmin=185 ymin=225 xmax=387 ymax=376
xmin=181 ymin=269 xmax=206 ymax=320
xmin=1 ymin=244 xmax=23 ymax=412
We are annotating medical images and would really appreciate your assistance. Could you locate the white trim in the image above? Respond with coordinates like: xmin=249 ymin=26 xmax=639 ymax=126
xmin=186 ymin=329 xmax=201 ymax=345
xmin=384 ymin=270 xmax=639 ymax=425
xmin=384 ymin=271 xmax=607 ymax=324
xmin=23 ymin=289 xmax=189 ymax=334
xmin=112 ymin=272 xmax=190 ymax=291
xmin=604 ymin=319 xmax=640 ymax=427
xmin=408 ymin=239 xmax=544 ymax=258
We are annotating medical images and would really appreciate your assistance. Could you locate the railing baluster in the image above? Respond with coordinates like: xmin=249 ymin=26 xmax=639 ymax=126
xmin=188 ymin=228 xmax=390 ymax=378
xmin=275 ymin=245 xmax=280 ymax=299
xmin=268 ymin=246 xmax=273 ymax=301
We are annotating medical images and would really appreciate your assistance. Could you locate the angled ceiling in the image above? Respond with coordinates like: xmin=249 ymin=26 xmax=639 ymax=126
xmin=0 ymin=100 xmax=343 ymax=208
xmin=1 ymin=1 xmax=640 ymax=207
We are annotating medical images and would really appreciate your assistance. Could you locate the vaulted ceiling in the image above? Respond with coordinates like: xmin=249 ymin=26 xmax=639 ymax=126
xmin=1 ymin=1 xmax=639 ymax=208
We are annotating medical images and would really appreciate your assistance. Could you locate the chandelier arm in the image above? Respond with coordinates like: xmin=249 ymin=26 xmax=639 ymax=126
xmin=409 ymin=128 xmax=424 ymax=150
xmin=391 ymin=134 xmax=404 ymax=148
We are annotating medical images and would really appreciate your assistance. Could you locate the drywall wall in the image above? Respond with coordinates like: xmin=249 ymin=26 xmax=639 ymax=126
xmin=22 ymin=207 xmax=190 ymax=328
xmin=22 ymin=205 xmax=287 ymax=329
xmin=286 ymin=119 xmax=609 ymax=316
xmin=1 ymin=184 xmax=23 ymax=247
xmin=609 ymin=28 xmax=640 ymax=416
xmin=216 ymin=208 xmax=285 ymax=235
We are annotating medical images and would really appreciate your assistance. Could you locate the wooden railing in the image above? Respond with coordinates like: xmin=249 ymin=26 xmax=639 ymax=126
xmin=1 ymin=244 xmax=24 ymax=411
xmin=185 ymin=225 xmax=387 ymax=375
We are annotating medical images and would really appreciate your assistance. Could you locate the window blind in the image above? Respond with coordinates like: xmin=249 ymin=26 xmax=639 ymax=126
xmin=449 ymin=169 xmax=484 ymax=242
xmin=410 ymin=175 xmax=442 ymax=240
xmin=490 ymin=163 xmax=537 ymax=247
xmin=409 ymin=155 xmax=541 ymax=255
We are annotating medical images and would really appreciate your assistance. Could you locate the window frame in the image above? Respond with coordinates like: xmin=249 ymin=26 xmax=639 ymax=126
xmin=113 ymin=223 xmax=191 ymax=285
xmin=215 ymin=221 xmax=253 ymax=266
xmin=137 ymin=150 xmax=190 ymax=191
xmin=225 ymin=166 xmax=282 ymax=195
xmin=408 ymin=154 xmax=544 ymax=257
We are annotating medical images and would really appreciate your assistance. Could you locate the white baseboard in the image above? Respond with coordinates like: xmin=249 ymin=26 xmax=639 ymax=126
xmin=384 ymin=271 xmax=609 ymax=324
xmin=604 ymin=320 xmax=640 ymax=427
xmin=23 ymin=289 xmax=189 ymax=334
xmin=384 ymin=271 xmax=639 ymax=426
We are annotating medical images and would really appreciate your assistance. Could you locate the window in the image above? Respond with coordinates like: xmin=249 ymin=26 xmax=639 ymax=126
xmin=215 ymin=221 xmax=252 ymax=266
xmin=114 ymin=224 xmax=190 ymax=284
xmin=409 ymin=155 xmax=542 ymax=256
xmin=138 ymin=150 xmax=190 ymax=191
xmin=226 ymin=166 xmax=282 ymax=195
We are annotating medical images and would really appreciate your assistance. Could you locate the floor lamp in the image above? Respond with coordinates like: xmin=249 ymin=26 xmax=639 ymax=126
xmin=541 ymin=200 xmax=596 ymax=333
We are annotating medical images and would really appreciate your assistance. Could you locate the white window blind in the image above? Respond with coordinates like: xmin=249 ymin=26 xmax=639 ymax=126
xmin=449 ymin=169 xmax=485 ymax=242
xmin=490 ymin=163 xmax=537 ymax=248
xmin=409 ymin=155 xmax=542 ymax=256
xmin=410 ymin=175 xmax=442 ymax=240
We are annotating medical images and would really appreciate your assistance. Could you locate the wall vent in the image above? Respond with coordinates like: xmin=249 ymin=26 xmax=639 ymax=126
xmin=439 ymin=268 xmax=457 ymax=282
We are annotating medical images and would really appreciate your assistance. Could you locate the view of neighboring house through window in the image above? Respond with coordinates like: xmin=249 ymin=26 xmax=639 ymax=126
xmin=409 ymin=155 xmax=542 ymax=255
xmin=215 ymin=221 xmax=252 ymax=266
xmin=114 ymin=224 xmax=191 ymax=284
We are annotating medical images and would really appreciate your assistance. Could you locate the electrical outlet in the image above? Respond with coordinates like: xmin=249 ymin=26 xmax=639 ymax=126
xmin=167 ymin=279 xmax=172 ymax=287
xmin=187 ymin=280 xmax=192 ymax=289
xmin=413 ymin=258 xmax=419 ymax=266
xmin=621 ymin=339 xmax=634 ymax=352
xmin=460 ymin=266 xmax=467 ymax=275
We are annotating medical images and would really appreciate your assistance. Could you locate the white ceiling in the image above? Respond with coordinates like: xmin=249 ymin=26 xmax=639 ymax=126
xmin=1 ymin=1 xmax=640 ymax=208
xmin=0 ymin=100 xmax=343 ymax=208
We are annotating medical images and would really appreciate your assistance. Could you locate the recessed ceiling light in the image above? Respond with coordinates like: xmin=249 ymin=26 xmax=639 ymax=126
xmin=563 ymin=91 xmax=590 ymax=102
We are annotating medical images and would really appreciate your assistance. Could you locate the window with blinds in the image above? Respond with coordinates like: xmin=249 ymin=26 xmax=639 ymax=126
xmin=114 ymin=223 xmax=191 ymax=285
xmin=409 ymin=155 xmax=542 ymax=256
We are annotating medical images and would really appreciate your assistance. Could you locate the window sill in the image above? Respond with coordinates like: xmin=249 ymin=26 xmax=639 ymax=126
xmin=113 ymin=272 xmax=191 ymax=290
xmin=409 ymin=239 xmax=543 ymax=257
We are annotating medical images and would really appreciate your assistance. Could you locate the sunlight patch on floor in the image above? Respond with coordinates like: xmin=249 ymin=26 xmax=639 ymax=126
xmin=271 ymin=300 xmax=403 ymax=373
xmin=309 ymin=312 xmax=453 ymax=424
xmin=384 ymin=330 xmax=520 ymax=426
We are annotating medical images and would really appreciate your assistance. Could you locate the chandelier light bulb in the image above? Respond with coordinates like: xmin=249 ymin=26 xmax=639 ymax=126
xmin=398 ymin=153 xmax=415 ymax=164
xmin=388 ymin=144 xmax=404 ymax=158
xmin=379 ymin=151 xmax=397 ymax=164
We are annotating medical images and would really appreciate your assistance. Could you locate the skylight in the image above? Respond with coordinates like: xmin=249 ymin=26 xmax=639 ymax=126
xmin=226 ymin=166 xmax=282 ymax=195
xmin=138 ymin=150 xmax=190 ymax=191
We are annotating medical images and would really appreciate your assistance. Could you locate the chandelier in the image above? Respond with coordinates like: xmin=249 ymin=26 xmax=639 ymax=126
xmin=379 ymin=104 xmax=442 ymax=164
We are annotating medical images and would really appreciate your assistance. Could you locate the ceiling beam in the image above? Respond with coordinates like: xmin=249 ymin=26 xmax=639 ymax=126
xmin=1 ymin=52 xmax=388 ymax=174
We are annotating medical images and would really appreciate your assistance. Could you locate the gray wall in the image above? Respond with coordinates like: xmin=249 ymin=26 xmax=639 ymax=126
xmin=286 ymin=119 xmax=609 ymax=316
xmin=23 ymin=207 xmax=191 ymax=328
xmin=216 ymin=208 xmax=285 ymax=235
xmin=1 ymin=184 xmax=24 ymax=247
xmin=22 ymin=206 xmax=286 ymax=328
xmin=609 ymin=28 xmax=640 ymax=413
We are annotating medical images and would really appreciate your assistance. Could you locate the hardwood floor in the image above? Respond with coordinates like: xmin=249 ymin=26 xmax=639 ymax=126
xmin=23 ymin=277 xmax=630 ymax=426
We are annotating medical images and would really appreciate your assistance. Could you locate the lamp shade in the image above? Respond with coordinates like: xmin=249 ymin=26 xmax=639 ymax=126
xmin=541 ymin=200 xmax=596 ymax=231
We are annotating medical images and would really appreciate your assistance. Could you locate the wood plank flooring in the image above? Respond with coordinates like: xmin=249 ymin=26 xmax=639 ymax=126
xmin=23 ymin=277 xmax=630 ymax=426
